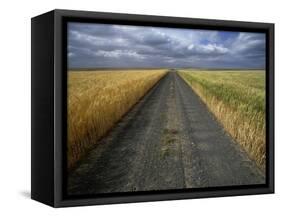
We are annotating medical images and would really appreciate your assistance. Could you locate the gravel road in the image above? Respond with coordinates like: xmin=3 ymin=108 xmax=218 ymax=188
xmin=68 ymin=71 xmax=265 ymax=195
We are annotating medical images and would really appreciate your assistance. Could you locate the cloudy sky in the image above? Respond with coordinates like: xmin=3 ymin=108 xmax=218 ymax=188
xmin=68 ymin=22 xmax=266 ymax=69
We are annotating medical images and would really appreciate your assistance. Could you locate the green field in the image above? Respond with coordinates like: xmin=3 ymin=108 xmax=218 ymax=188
xmin=179 ymin=70 xmax=265 ymax=170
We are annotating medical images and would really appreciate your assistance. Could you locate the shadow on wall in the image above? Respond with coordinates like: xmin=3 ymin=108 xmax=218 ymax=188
xmin=19 ymin=191 xmax=31 ymax=199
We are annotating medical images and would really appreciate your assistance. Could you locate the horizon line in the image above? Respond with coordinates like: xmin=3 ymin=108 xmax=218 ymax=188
xmin=68 ymin=67 xmax=265 ymax=71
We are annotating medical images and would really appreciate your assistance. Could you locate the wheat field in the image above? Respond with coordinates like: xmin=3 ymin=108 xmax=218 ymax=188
xmin=179 ymin=70 xmax=266 ymax=171
xmin=67 ymin=69 xmax=167 ymax=170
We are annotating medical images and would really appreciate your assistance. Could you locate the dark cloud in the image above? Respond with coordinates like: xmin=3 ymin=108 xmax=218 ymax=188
xmin=68 ymin=23 xmax=266 ymax=69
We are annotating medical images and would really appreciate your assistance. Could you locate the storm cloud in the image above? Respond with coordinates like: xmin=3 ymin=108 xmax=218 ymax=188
xmin=68 ymin=22 xmax=266 ymax=69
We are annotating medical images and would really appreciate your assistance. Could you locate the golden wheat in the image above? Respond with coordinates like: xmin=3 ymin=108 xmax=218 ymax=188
xmin=68 ymin=69 xmax=167 ymax=169
xmin=179 ymin=70 xmax=265 ymax=171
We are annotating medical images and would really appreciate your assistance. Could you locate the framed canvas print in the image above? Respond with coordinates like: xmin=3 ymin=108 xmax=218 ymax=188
xmin=31 ymin=9 xmax=274 ymax=207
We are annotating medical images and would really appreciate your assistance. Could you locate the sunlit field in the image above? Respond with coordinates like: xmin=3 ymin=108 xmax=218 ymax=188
xmin=67 ymin=69 xmax=167 ymax=169
xmin=179 ymin=70 xmax=265 ymax=170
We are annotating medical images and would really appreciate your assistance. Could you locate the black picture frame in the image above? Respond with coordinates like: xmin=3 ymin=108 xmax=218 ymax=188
xmin=31 ymin=9 xmax=274 ymax=207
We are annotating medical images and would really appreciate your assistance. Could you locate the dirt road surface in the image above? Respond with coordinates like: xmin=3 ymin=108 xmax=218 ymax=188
xmin=68 ymin=71 xmax=265 ymax=195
